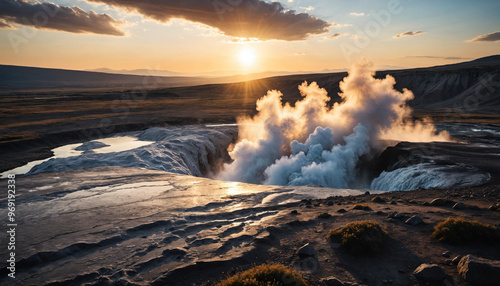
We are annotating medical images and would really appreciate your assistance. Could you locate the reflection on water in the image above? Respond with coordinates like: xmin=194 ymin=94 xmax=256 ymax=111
xmin=0 ymin=136 xmax=154 ymax=178
xmin=1 ymin=143 xmax=83 ymax=178
xmin=92 ymin=136 xmax=154 ymax=154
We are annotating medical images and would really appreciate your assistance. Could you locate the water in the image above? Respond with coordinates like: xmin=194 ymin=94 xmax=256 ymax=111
xmin=2 ymin=123 xmax=498 ymax=191
xmin=1 ymin=136 xmax=154 ymax=178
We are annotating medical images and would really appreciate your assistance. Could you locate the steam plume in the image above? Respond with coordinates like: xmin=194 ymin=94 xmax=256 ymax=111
xmin=217 ymin=59 xmax=450 ymax=188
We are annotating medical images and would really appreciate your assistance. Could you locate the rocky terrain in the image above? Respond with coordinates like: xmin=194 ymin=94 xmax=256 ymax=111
xmin=0 ymin=166 xmax=499 ymax=285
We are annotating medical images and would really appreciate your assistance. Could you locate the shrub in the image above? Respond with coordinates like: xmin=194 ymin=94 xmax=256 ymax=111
xmin=353 ymin=204 xmax=371 ymax=210
xmin=328 ymin=221 xmax=387 ymax=255
xmin=432 ymin=217 xmax=500 ymax=244
xmin=371 ymin=196 xmax=385 ymax=203
xmin=216 ymin=263 xmax=308 ymax=286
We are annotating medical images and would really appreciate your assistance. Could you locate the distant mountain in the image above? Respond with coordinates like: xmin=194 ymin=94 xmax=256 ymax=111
xmin=87 ymin=68 xmax=183 ymax=77
xmin=1 ymin=55 xmax=499 ymax=113
xmin=0 ymin=65 xmax=210 ymax=91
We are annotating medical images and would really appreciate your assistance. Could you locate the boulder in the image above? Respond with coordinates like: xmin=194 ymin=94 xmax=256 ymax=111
xmin=452 ymin=256 xmax=462 ymax=265
xmin=413 ymin=263 xmax=446 ymax=282
xmin=452 ymin=202 xmax=466 ymax=210
xmin=320 ymin=276 xmax=345 ymax=286
xmin=297 ymin=243 xmax=315 ymax=257
xmin=430 ymin=198 xmax=453 ymax=206
xmin=405 ymin=215 xmax=424 ymax=226
xmin=457 ymin=255 xmax=500 ymax=286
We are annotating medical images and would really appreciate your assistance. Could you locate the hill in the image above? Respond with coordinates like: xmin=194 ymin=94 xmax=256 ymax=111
xmin=0 ymin=56 xmax=499 ymax=171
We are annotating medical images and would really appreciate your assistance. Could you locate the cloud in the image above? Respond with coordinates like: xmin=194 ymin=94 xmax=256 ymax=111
xmin=329 ymin=32 xmax=348 ymax=39
xmin=0 ymin=0 xmax=124 ymax=36
xmin=87 ymin=0 xmax=330 ymax=41
xmin=300 ymin=6 xmax=314 ymax=11
xmin=467 ymin=31 xmax=500 ymax=42
xmin=0 ymin=18 xmax=14 ymax=29
xmin=407 ymin=56 xmax=471 ymax=60
xmin=350 ymin=12 xmax=365 ymax=16
xmin=393 ymin=31 xmax=424 ymax=38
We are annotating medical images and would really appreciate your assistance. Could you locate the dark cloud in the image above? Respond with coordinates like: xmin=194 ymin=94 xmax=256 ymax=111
xmin=393 ymin=30 xmax=424 ymax=38
xmin=467 ymin=31 xmax=500 ymax=42
xmin=407 ymin=56 xmax=471 ymax=60
xmin=0 ymin=0 xmax=124 ymax=36
xmin=329 ymin=32 xmax=348 ymax=39
xmin=87 ymin=0 xmax=331 ymax=41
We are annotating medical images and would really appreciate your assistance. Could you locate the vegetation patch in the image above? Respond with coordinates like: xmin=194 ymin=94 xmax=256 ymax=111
xmin=328 ymin=221 xmax=387 ymax=255
xmin=353 ymin=204 xmax=372 ymax=210
xmin=371 ymin=196 xmax=385 ymax=203
xmin=432 ymin=217 xmax=500 ymax=244
xmin=216 ymin=263 xmax=308 ymax=286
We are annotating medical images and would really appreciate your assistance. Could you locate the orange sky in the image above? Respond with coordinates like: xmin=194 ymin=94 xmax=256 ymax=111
xmin=0 ymin=0 xmax=498 ymax=75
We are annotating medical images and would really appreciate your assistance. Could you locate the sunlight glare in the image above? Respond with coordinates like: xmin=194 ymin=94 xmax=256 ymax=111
xmin=238 ymin=48 xmax=256 ymax=66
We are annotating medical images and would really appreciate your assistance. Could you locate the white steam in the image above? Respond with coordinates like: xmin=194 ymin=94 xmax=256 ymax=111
xmin=217 ymin=59 xmax=450 ymax=188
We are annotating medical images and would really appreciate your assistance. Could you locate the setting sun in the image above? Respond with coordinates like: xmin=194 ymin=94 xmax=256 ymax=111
xmin=238 ymin=48 xmax=257 ymax=66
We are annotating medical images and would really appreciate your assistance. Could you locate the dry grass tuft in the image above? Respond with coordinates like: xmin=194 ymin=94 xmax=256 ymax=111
xmin=353 ymin=204 xmax=372 ymax=210
xmin=328 ymin=221 xmax=387 ymax=255
xmin=216 ymin=263 xmax=308 ymax=286
xmin=432 ymin=217 xmax=500 ymax=244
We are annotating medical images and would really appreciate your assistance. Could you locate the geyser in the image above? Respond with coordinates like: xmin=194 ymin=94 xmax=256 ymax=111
xmin=217 ymin=59 xmax=450 ymax=188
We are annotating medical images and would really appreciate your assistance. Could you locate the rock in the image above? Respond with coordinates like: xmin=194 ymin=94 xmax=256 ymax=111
xmin=405 ymin=215 xmax=424 ymax=226
xmin=413 ymin=264 xmax=446 ymax=282
xmin=489 ymin=203 xmax=500 ymax=211
xmin=327 ymin=201 xmax=334 ymax=206
xmin=457 ymin=255 xmax=500 ymax=286
xmin=290 ymin=210 xmax=298 ymax=215
xmin=391 ymin=201 xmax=397 ymax=205
xmin=442 ymin=251 xmax=451 ymax=258
xmin=452 ymin=202 xmax=466 ymax=210
xmin=376 ymin=211 xmax=385 ymax=215
xmin=452 ymin=256 xmax=462 ymax=265
xmin=337 ymin=208 xmax=347 ymax=213
xmin=422 ymin=201 xmax=431 ymax=206
xmin=388 ymin=211 xmax=400 ymax=219
xmin=318 ymin=213 xmax=332 ymax=219
xmin=364 ymin=191 xmax=370 ymax=195
xmin=320 ymin=276 xmax=345 ymax=286
xmin=468 ymin=205 xmax=481 ymax=210
xmin=297 ymin=243 xmax=316 ymax=257
xmin=430 ymin=198 xmax=452 ymax=206
xmin=445 ymin=259 xmax=453 ymax=265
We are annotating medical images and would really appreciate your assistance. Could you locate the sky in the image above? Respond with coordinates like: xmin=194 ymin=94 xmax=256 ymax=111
xmin=0 ymin=0 xmax=499 ymax=75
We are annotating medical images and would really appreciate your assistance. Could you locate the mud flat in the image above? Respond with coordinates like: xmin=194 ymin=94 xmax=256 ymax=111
xmin=0 ymin=166 xmax=498 ymax=285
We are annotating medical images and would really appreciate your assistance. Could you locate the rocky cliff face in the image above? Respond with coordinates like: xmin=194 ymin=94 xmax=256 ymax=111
xmin=387 ymin=62 xmax=500 ymax=112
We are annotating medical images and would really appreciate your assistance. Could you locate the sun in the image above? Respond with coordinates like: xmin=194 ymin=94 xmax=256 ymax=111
xmin=238 ymin=48 xmax=256 ymax=66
